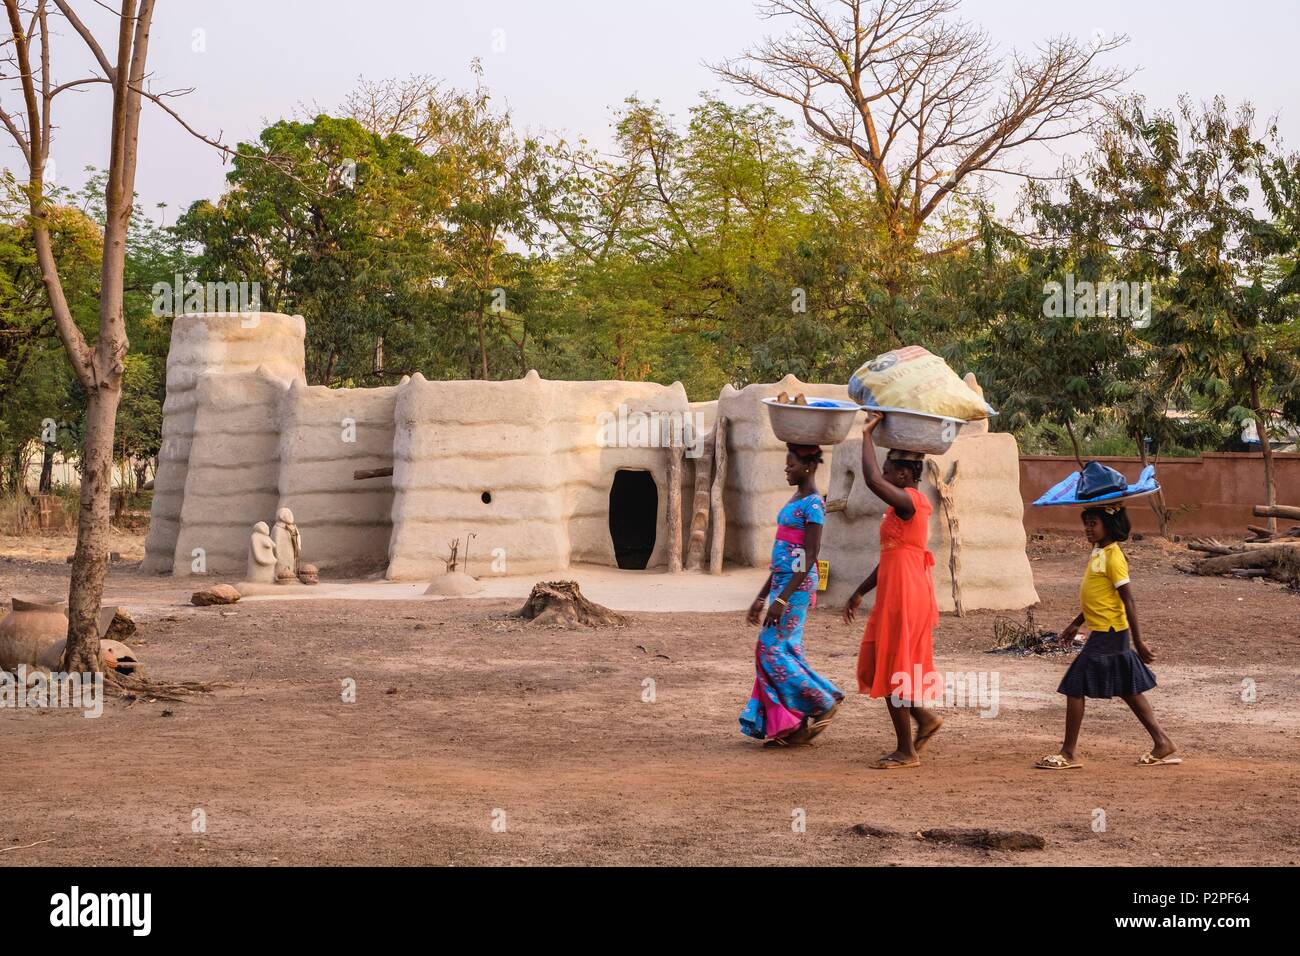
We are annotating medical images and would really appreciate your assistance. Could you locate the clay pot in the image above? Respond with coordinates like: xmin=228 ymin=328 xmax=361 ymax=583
xmin=0 ymin=597 xmax=141 ymax=672
xmin=0 ymin=595 xmax=70 ymax=671
xmin=297 ymin=563 xmax=319 ymax=585
xmin=36 ymin=637 xmax=139 ymax=674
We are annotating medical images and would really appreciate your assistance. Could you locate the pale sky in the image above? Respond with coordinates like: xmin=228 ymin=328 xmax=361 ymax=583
xmin=16 ymin=0 xmax=1300 ymax=221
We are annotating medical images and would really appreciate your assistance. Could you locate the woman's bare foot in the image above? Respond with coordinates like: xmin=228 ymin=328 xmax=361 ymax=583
xmin=1149 ymin=737 xmax=1177 ymax=761
xmin=764 ymin=722 xmax=813 ymax=747
xmin=913 ymin=713 xmax=944 ymax=752
xmin=806 ymin=702 xmax=841 ymax=739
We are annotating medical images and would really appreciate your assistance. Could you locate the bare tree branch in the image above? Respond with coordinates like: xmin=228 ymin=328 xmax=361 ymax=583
xmin=3 ymin=0 xmax=94 ymax=386
xmin=52 ymin=0 xmax=116 ymax=78
xmin=712 ymin=0 xmax=1133 ymax=246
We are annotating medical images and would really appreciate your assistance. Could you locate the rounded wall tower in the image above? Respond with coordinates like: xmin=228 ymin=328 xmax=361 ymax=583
xmin=142 ymin=312 xmax=305 ymax=573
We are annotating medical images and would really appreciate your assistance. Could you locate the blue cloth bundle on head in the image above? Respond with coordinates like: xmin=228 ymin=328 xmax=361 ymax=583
xmin=1076 ymin=461 xmax=1128 ymax=499
xmin=1033 ymin=463 xmax=1159 ymax=508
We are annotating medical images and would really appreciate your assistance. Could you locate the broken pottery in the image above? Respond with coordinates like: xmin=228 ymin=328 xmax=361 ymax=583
xmin=0 ymin=595 xmax=69 ymax=671
xmin=0 ymin=596 xmax=142 ymax=672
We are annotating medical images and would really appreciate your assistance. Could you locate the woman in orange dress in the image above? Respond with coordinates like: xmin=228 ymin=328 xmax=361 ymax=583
xmin=843 ymin=413 xmax=943 ymax=769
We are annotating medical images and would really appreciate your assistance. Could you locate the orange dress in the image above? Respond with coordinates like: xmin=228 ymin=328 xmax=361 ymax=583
xmin=857 ymin=487 xmax=941 ymax=702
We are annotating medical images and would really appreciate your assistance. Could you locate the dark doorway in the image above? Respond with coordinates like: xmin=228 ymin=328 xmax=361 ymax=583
xmin=608 ymin=469 xmax=658 ymax=570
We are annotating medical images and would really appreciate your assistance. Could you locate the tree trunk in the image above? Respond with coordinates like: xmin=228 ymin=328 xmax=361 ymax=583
xmin=1249 ymin=379 xmax=1277 ymax=533
xmin=6 ymin=448 xmax=21 ymax=495
xmin=63 ymin=387 xmax=122 ymax=672
xmin=475 ymin=291 xmax=489 ymax=379
xmin=63 ymin=0 xmax=156 ymax=671
xmin=1064 ymin=419 xmax=1084 ymax=469
xmin=38 ymin=442 xmax=54 ymax=493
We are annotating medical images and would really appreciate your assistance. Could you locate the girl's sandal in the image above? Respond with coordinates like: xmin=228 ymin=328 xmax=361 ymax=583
xmin=1034 ymin=754 xmax=1082 ymax=770
xmin=1138 ymin=752 xmax=1183 ymax=766
xmin=870 ymin=754 xmax=920 ymax=770
xmin=806 ymin=702 xmax=841 ymax=739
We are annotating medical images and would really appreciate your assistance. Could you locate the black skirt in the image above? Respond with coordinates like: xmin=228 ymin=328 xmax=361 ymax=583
xmin=1057 ymin=628 xmax=1157 ymax=699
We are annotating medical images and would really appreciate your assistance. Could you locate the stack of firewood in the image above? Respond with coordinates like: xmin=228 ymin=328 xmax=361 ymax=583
xmin=1244 ymin=504 xmax=1300 ymax=543
xmin=1178 ymin=505 xmax=1300 ymax=586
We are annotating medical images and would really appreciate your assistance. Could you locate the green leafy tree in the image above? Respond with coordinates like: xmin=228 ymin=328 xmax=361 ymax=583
xmin=0 ymin=185 xmax=101 ymax=493
xmin=177 ymin=115 xmax=450 ymax=385
xmin=1049 ymin=96 xmax=1300 ymax=525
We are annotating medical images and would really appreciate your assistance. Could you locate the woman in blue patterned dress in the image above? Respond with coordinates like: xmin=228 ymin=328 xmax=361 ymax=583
xmin=740 ymin=443 xmax=845 ymax=746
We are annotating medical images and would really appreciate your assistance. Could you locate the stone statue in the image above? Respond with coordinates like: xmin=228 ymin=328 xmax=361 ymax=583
xmin=247 ymin=521 xmax=277 ymax=584
xmin=272 ymin=507 xmax=302 ymax=582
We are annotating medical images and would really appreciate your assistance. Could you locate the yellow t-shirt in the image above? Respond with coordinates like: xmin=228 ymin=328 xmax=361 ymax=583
xmin=1080 ymin=542 xmax=1130 ymax=632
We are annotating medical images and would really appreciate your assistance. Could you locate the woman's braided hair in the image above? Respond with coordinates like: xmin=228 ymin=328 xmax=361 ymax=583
xmin=786 ymin=443 xmax=824 ymax=465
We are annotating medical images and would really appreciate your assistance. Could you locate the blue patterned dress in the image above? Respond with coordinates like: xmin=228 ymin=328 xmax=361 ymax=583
xmin=739 ymin=493 xmax=845 ymax=740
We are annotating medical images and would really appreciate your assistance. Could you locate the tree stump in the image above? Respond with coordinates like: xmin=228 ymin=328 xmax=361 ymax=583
xmin=512 ymin=581 xmax=628 ymax=628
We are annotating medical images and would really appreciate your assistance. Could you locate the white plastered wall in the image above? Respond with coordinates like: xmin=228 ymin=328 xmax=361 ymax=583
xmin=276 ymin=379 xmax=402 ymax=575
xmin=385 ymin=372 xmax=692 ymax=581
xmin=172 ymin=366 xmax=292 ymax=575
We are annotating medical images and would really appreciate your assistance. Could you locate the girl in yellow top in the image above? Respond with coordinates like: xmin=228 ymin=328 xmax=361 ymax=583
xmin=1036 ymin=505 xmax=1179 ymax=770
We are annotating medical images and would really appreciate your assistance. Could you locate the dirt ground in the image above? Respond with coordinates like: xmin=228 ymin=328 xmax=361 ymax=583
xmin=1 ymin=530 xmax=1297 ymax=866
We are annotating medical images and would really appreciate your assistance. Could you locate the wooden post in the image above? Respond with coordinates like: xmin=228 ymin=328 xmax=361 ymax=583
xmin=709 ymin=417 xmax=728 ymax=575
xmin=685 ymin=427 xmax=715 ymax=570
xmin=1253 ymin=504 xmax=1300 ymax=521
xmin=666 ymin=438 xmax=684 ymax=572
xmin=927 ymin=459 xmax=963 ymax=617
xmin=1249 ymin=383 xmax=1278 ymax=533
